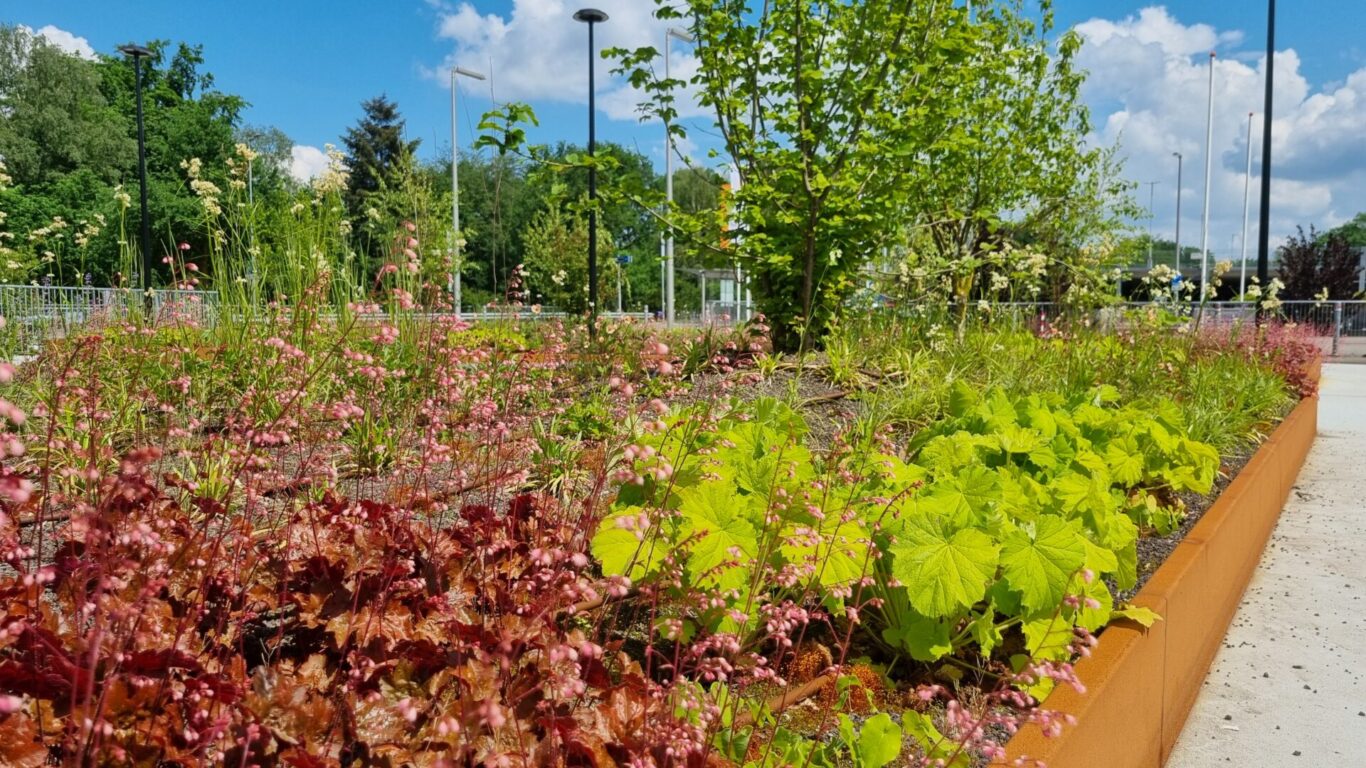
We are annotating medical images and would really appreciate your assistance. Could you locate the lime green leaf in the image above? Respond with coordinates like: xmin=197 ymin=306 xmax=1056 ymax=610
xmin=1000 ymin=515 xmax=1087 ymax=613
xmin=890 ymin=518 xmax=999 ymax=618
xmin=978 ymin=389 xmax=1019 ymax=430
xmin=678 ymin=482 xmax=758 ymax=591
xmin=901 ymin=711 xmax=968 ymax=767
xmin=883 ymin=613 xmax=953 ymax=662
xmin=1113 ymin=604 xmax=1162 ymax=628
xmin=948 ymin=380 xmax=979 ymax=417
xmin=1103 ymin=436 xmax=1144 ymax=486
xmin=946 ymin=465 xmax=1000 ymax=516
xmin=1073 ymin=449 xmax=1111 ymax=483
xmin=985 ymin=578 xmax=1023 ymax=616
xmin=780 ymin=519 xmax=870 ymax=589
xmin=1025 ymin=403 xmax=1058 ymax=440
xmin=1023 ymin=613 xmax=1074 ymax=662
xmin=1080 ymin=534 xmax=1120 ymax=576
xmin=866 ymin=454 xmax=928 ymax=494
xmin=998 ymin=424 xmax=1044 ymax=455
xmin=1091 ymin=384 xmax=1121 ymax=404
xmin=591 ymin=507 xmax=665 ymax=580
xmin=1075 ymin=576 xmax=1113 ymax=632
xmin=857 ymin=713 xmax=903 ymax=768
xmin=967 ymin=606 xmax=1003 ymax=658
xmin=919 ymin=432 xmax=986 ymax=471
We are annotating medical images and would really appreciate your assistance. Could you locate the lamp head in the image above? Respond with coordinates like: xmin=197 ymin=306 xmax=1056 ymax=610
xmin=118 ymin=43 xmax=153 ymax=58
xmin=668 ymin=27 xmax=695 ymax=43
xmin=574 ymin=8 xmax=609 ymax=23
xmin=454 ymin=67 xmax=486 ymax=81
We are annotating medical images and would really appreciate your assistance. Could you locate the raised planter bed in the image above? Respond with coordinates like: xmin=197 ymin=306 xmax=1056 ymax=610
xmin=999 ymin=370 xmax=1321 ymax=767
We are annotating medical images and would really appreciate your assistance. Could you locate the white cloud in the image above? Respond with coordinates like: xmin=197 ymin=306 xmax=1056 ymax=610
xmin=19 ymin=24 xmax=96 ymax=60
xmin=1075 ymin=6 xmax=1366 ymax=259
xmin=289 ymin=145 xmax=330 ymax=183
xmin=426 ymin=0 xmax=706 ymax=123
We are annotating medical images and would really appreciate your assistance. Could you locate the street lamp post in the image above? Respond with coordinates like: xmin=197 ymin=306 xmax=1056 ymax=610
xmin=450 ymin=65 xmax=486 ymax=319
xmin=1241 ymin=111 xmax=1255 ymax=298
xmin=118 ymin=43 xmax=154 ymax=303
xmin=1256 ymin=0 xmax=1276 ymax=300
xmin=1144 ymin=181 xmax=1160 ymax=269
xmin=1198 ymin=51 xmax=1216 ymax=301
xmin=574 ymin=8 xmax=608 ymax=339
xmin=1173 ymin=152 xmax=1184 ymax=274
xmin=664 ymin=26 xmax=694 ymax=329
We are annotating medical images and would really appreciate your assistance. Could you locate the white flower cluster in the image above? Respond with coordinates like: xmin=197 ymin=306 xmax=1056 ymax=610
xmin=181 ymin=158 xmax=223 ymax=217
xmin=312 ymin=144 xmax=350 ymax=197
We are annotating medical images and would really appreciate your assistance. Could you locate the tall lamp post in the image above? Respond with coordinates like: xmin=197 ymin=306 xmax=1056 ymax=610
xmin=118 ymin=43 xmax=154 ymax=302
xmin=1198 ymin=51 xmax=1216 ymax=301
xmin=1144 ymin=181 xmax=1160 ymax=269
xmin=1172 ymin=152 xmax=1183 ymax=274
xmin=1240 ymin=111 xmax=1255 ymax=298
xmin=663 ymin=26 xmax=694 ymax=329
xmin=574 ymin=8 xmax=608 ymax=338
xmin=1256 ymin=0 xmax=1276 ymax=301
xmin=450 ymin=65 xmax=486 ymax=319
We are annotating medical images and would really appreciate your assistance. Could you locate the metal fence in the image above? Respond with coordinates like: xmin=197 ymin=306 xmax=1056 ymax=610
xmin=3 ymin=285 xmax=1362 ymax=359
xmin=874 ymin=300 xmax=1366 ymax=358
xmin=0 ymin=284 xmax=670 ymax=354
xmin=0 ymin=285 xmax=218 ymax=354
xmin=1123 ymin=301 xmax=1366 ymax=358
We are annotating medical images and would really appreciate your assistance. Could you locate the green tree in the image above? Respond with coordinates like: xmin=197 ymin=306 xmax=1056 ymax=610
xmin=902 ymin=2 xmax=1130 ymax=325
xmin=620 ymin=0 xmax=966 ymax=348
xmin=616 ymin=1 xmax=1105 ymax=349
xmin=1326 ymin=212 xmax=1366 ymax=248
xmin=235 ymin=124 xmax=295 ymax=197
xmin=95 ymin=41 xmax=246 ymax=277
xmin=520 ymin=197 xmax=615 ymax=314
xmin=0 ymin=26 xmax=134 ymax=187
xmin=0 ymin=26 xmax=137 ymax=283
xmin=342 ymin=95 xmax=420 ymax=224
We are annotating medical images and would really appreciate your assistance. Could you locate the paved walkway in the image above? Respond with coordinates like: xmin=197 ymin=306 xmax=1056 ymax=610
xmin=1170 ymin=364 xmax=1366 ymax=765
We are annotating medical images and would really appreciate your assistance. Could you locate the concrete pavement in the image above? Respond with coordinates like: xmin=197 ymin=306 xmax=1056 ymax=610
xmin=1169 ymin=364 xmax=1366 ymax=765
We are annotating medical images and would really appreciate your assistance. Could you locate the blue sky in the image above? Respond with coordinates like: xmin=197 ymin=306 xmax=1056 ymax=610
xmin=8 ymin=1 xmax=1366 ymax=251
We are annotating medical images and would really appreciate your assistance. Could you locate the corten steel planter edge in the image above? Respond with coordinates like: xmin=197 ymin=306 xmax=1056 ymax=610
xmin=998 ymin=385 xmax=1320 ymax=768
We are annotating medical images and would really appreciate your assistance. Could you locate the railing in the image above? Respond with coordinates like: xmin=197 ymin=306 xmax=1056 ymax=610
xmin=873 ymin=300 xmax=1366 ymax=358
xmin=3 ymin=284 xmax=1362 ymax=359
xmin=1 ymin=286 xmax=131 ymax=354
xmin=0 ymin=285 xmax=671 ymax=355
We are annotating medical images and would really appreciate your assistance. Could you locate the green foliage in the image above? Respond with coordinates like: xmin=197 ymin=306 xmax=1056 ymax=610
xmin=0 ymin=26 xmax=134 ymax=187
xmin=1326 ymin=211 xmax=1366 ymax=248
xmin=0 ymin=27 xmax=248 ymax=282
xmin=520 ymin=196 xmax=616 ymax=313
xmin=593 ymin=381 xmax=1217 ymax=676
xmin=612 ymin=1 xmax=1128 ymax=350
xmin=823 ymin=313 xmax=1297 ymax=455
xmin=618 ymin=0 xmax=971 ymax=348
xmin=342 ymin=95 xmax=421 ymax=225
xmin=592 ymin=398 xmax=869 ymax=632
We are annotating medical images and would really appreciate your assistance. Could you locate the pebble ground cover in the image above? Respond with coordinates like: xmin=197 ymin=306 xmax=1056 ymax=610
xmin=0 ymin=294 xmax=1317 ymax=767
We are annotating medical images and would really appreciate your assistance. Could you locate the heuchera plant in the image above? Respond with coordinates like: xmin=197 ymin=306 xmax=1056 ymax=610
xmin=592 ymin=380 xmax=1211 ymax=761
